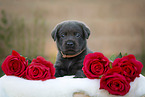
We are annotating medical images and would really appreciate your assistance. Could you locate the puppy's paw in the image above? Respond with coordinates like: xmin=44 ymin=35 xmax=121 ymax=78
xmin=74 ymin=70 xmax=86 ymax=78
xmin=55 ymin=70 xmax=67 ymax=77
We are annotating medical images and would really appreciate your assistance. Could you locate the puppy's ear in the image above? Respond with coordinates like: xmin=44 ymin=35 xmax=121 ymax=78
xmin=51 ymin=23 xmax=61 ymax=41
xmin=80 ymin=23 xmax=90 ymax=39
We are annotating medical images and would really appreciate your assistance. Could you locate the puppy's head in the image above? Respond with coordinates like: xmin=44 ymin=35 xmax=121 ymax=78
xmin=51 ymin=20 xmax=90 ymax=56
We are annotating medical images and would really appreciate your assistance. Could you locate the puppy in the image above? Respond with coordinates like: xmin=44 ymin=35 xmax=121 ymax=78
xmin=51 ymin=20 xmax=93 ymax=78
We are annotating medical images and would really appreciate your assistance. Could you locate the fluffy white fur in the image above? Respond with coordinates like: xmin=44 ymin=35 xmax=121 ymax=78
xmin=0 ymin=74 xmax=145 ymax=97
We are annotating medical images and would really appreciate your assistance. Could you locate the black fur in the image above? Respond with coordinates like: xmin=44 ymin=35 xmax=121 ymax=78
xmin=51 ymin=20 xmax=92 ymax=78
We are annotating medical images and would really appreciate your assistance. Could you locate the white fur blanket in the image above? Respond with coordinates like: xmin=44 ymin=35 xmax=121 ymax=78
xmin=0 ymin=74 xmax=145 ymax=97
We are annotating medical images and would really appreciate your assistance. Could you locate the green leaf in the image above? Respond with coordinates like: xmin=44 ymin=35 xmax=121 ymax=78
xmin=99 ymin=75 xmax=103 ymax=79
xmin=123 ymin=53 xmax=128 ymax=57
xmin=27 ymin=58 xmax=32 ymax=65
xmin=116 ymin=52 xmax=122 ymax=59
xmin=109 ymin=62 xmax=112 ymax=69
xmin=109 ymin=54 xmax=116 ymax=62
xmin=25 ymin=57 xmax=32 ymax=65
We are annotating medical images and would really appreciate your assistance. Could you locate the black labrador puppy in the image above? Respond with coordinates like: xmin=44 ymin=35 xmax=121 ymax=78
xmin=51 ymin=20 xmax=92 ymax=78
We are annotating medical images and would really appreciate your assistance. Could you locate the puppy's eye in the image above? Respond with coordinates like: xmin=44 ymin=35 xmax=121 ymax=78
xmin=75 ymin=32 xmax=81 ymax=38
xmin=60 ymin=34 xmax=65 ymax=38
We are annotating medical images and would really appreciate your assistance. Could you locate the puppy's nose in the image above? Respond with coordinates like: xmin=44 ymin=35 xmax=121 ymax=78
xmin=66 ymin=41 xmax=74 ymax=47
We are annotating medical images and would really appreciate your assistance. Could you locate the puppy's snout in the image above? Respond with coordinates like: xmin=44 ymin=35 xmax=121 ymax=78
xmin=66 ymin=41 xmax=75 ymax=47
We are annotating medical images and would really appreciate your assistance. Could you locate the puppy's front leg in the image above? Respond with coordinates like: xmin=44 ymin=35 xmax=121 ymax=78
xmin=74 ymin=70 xmax=86 ymax=78
xmin=55 ymin=66 xmax=67 ymax=77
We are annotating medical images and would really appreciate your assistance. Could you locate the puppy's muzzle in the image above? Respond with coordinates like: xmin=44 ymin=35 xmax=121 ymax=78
xmin=65 ymin=40 xmax=75 ymax=48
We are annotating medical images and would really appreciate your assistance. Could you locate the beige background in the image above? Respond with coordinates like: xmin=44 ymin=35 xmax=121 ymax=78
xmin=0 ymin=0 xmax=145 ymax=74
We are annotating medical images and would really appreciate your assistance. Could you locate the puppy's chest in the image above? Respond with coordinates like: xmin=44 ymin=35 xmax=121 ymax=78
xmin=62 ymin=58 xmax=83 ymax=71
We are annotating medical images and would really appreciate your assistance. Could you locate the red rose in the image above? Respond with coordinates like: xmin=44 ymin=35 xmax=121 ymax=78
xmin=105 ymin=67 xmax=125 ymax=75
xmin=100 ymin=72 xmax=130 ymax=96
xmin=82 ymin=52 xmax=110 ymax=79
xmin=1 ymin=50 xmax=28 ymax=77
xmin=104 ymin=67 xmax=132 ymax=82
xmin=25 ymin=56 xmax=55 ymax=81
xmin=112 ymin=54 xmax=143 ymax=82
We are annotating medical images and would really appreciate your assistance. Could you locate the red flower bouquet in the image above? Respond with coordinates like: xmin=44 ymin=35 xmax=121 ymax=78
xmin=83 ymin=52 xmax=143 ymax=96
xmin=1 ymin=50 xmax=55 ymax=81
